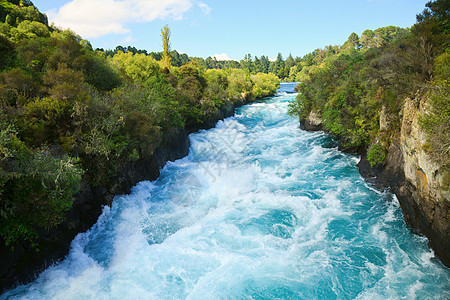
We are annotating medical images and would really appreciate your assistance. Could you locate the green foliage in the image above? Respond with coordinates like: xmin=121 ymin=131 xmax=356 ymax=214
xmin=144 ymin=76 xmax=185 ymax=129
xmin=367 ymin=144 xmax=387 ymax=166
xmin=226 ymin=68 xmax=253 ymax=101
xmin=109 ymin=51 xmax=160 ymax=83
xmin=43 ymin=63 xmax=87 ymax=102
xmin=0 ymin=68 xmax=39 ymax=105
xmin=0 ymin=124 xmax=82 ymax=246
xmin=251 ymin=73 xmax=280 ymax=98
xmin=345 ymin=32 xmax=360 ymax=49
xmin=419 ymin=51 xmax=450 ymax=169
xmin=20 ymin=97 xmax=72 ymax=145
xmin=0 ymin=32 xmax=15 ymax=70
xmin=414 ymin=0 xmax=450 ymax=51
xmin=124 ymin=111 xmax=162 ymax=158
xmin=73 ymin=53 xmax=122 ymax=91
xmin=204 ymin=69 xmax=228 ymax=102
xmin=177 ymin=62 xmax=207 ymax=102
xmin=0 ymin=1 xmax=46 ymax=26
xmin=173 ymin=62 xmax=208 ymax=124
xmin=10 ymin=20 xmax=49 ymax=42
xmin=0 ymin=123 xmax=26 ymax=160
xmin=293 ymin=49 xmax=381 ymax=149
xmin=289 ymin=2 xmax=448 ymax=168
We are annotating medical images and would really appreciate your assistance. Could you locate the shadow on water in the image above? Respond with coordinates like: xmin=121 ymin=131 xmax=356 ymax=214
xmin=315 ymin=135 xmax=339 ymax=149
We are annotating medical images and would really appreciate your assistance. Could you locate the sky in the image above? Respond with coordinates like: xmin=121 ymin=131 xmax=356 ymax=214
xmin=32 ymin=0 xmax=429 ymax=61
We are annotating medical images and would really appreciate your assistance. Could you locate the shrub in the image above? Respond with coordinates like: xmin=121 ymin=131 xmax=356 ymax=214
xmin=0 ymin=125 xmax=82 ymax=247
xmin=226 ymin=68 xmax=253 ymax=101
xmin=124 ymin=111 xmax=162 ymax=158
xmin=20 ymin=97 xmax=72 ymax=145
xmin=251 ymin=72 xmax=280 ymax=98
xmin=367 ymin=144 xmax=386 ymax=167
xmin=73 ymin=53 xmax=122 ymax=91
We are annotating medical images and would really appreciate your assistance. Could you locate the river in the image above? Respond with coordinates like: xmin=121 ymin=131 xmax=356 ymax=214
xmin=2 ymin=82 xmax=449 ymax=299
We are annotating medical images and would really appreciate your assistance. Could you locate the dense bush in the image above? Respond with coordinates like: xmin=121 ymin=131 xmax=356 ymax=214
xmin=367 ymin=144 xmax=387 ymax=167
xmin=251 ymin=73 xmax=280 ymax=98
xmin=0 ymin=124 xmax=82 ymax=247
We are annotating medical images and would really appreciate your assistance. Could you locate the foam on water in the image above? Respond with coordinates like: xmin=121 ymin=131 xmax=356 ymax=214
xmin=2 ymin=85 xmax=449 ymax=299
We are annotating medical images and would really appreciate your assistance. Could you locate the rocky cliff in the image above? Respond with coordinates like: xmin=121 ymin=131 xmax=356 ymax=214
xmin=302 ymin=97 xmax=450 ymax=267
xmin=392 ymin=97 xmax=449 ymax=266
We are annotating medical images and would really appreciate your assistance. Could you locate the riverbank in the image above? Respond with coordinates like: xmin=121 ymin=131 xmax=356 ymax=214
xmin=299 ymin=109 xmax=450 ymax=268
xmin=0 ymin=96 xmax=256 ymax=293
xmin=288 ymin=2 xmax=449 ymax=267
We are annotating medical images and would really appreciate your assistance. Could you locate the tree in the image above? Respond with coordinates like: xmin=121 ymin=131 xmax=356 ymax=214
xmin=109 ymin=52 xmax=160 ymax=83
xmin=73 ymin=53 xmax=122 ymax=91
xmin=42 ymin=63 xmax=86 ymax=102
xmin=253 ymin=56 xmax=263 ymax=73
xmin=347 ymin=32 xmax=360 ymax=49
xmin=161 ymin=24 xmax=171 ymax=69
xmin=285 ymin=53 xmax=295 ymax=69
xmin=260 ymin=56 xmax=270 ymax=73
xmin=419 ymin=52 xmax=450 ymax=168
xmin=177 ymin=63 xmax=206 ymax=102
xmin=269 ymin=53 xmax=285 ymax=77
xmin=360 ymin=29 xmax=375 ymax=48
xmin=0 ymin=68 xmax=39 ymax=105
xmin=170 ymin=50 xmax=181 ymax=67
xmin=115 ymin=45 xmax=125 ymax=53
xmin=241 ymin=53 xmax=253 ymax=73
xmin=0 ymin=35 xmax=15 ymax=71
xmin=416 ymin=0 xmax=450 ymax=35
xmin=414 ymin=0 xmax=450 ymax=52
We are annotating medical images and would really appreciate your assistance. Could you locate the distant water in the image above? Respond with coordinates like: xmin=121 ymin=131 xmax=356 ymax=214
xmin=277 ymin=81 xmax=299 ymax=93
xmin=2 ymin=82 xmax=449 ymax=299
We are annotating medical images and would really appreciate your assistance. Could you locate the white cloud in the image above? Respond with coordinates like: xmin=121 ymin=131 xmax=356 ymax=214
xmin=47 ymin=0 xmax=203 ymax=38
xmin=121 ymin=34 xmax=135 ymax=44
xmin=131 ymin=0 xmax=192 ymax=22
xmin=213 ymin=53 xmax=235 ymax=61
xmin=197 ymin=1 xmax=211 ymax=15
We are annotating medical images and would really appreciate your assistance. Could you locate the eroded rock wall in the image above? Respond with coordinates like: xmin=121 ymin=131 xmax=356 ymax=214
xmin=396 ymin=97 xmax=449 ymax=266
xmin=301 ymin=100 xmax=450 ymax=266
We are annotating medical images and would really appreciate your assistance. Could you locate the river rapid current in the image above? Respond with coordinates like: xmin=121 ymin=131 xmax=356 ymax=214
xmin=2 ymin=83 xmax=449 ymax=299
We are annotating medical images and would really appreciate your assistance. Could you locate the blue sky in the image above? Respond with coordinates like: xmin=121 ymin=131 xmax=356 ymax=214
xmin=32 ymin=0 xmax=429 ymax=60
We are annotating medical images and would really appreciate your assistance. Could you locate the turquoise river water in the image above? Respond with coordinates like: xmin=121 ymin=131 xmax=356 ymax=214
xmin=2 ymin=83 xmax=449 ymax=299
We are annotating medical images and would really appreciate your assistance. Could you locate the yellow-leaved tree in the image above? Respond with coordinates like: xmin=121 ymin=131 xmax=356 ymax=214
xmin=161 ymin=25 xmax=171 ymax=70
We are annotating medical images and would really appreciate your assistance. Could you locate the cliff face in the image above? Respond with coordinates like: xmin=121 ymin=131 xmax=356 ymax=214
xmin=394 ymin=97 xmax=449 ymax=266
xmin=400 ymin=98 xmax=449 ymax=204
xmin=0 ymin=98 xmax=248 ymax=292
xmin=302 ymin=97 xmax=450 ymax=267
